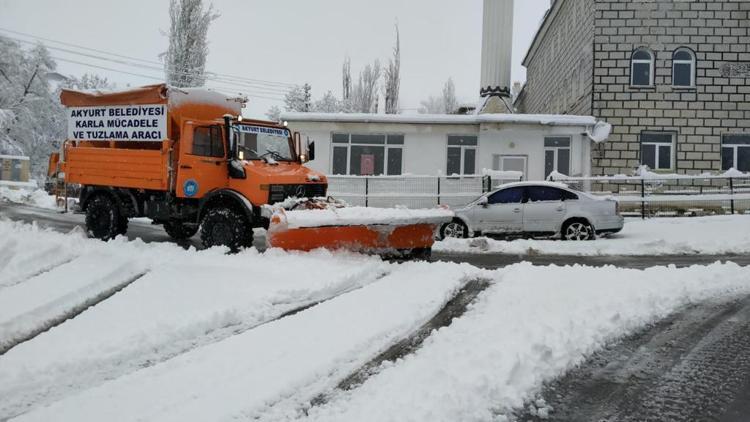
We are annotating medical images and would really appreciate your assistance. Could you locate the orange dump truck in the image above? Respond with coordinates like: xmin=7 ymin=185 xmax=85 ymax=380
xmin=58 ymin=84 xmax=450 ymax=255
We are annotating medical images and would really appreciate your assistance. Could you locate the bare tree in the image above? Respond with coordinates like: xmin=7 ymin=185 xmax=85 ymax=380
xmin=313 ymin=91 xmax=341 ymax=113
xmin=164 ymin=0 xmax=219 ymax=87
xmin=342 ymin=56 xmax=352 ymax=102
xmin=284 ymin=83 xmax=312 ymax=112
xmin=384 ymin=24 xmax=400 ymax=114
xmin=265 ymin=105 xmax=281 ymax=121
xmin=442 ymin=78 xmax=457 ymax=114
xmin=418 ymin=96 xmax=444 ymax=114
xmin=351 ymin=60 xmax=381 ymax=113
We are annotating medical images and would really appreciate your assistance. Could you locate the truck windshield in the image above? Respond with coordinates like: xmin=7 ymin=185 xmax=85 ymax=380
xmin=234 ymin=125 xmax=294 ymax=161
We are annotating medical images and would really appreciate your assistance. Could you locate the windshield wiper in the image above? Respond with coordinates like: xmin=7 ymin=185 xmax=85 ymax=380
xmin=259 ymin=150 xmax=288 ymax=161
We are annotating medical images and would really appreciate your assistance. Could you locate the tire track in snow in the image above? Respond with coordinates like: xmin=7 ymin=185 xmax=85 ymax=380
xmin=514 ymin=295 xmax=750 ymax=422
xmin=300 ymin=277 xmax=493 ymax=412
xmin=0 ymin=271 xmax=148 ymax=356
xmin=0 ymin=256 xmax=79 ymax=290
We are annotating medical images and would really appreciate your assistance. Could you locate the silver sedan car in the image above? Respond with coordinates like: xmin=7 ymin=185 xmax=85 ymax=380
xmin=440 ymin=182 xmax=624 ymax=241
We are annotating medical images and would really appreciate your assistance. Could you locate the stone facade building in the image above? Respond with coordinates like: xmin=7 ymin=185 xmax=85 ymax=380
xmin=516 ymin=0 xmax=750 ymax=175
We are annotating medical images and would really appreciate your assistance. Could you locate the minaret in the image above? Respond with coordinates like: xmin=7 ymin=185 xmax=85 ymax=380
xmin=479 ymin=0 xmax=514 ymax=113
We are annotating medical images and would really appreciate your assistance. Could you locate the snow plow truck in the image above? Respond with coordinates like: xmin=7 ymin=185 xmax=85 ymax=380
xmin=56 ymin=84 xmax=450 ymax=256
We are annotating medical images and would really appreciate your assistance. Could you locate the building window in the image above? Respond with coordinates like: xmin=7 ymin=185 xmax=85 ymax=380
xmin=672 ymin=48 xmax=696 ymax=88
xmin=721 ymin=134 xmax=750 ymax=172
xmin=631 ymin=48 xmax=654 ymax=87
xmin=331 ymin=133 xmax=403 ymax=176
xmin=447 ymin=135 xmax=477 ymax=175
xmin=544 ymin=137 xmax=571 ymax=177
xmin=640 ymin=132 xmax=674 ymax=170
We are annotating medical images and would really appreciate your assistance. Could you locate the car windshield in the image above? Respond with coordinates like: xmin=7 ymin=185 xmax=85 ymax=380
xmin=234 ymin=124 xmax=294 ymax=161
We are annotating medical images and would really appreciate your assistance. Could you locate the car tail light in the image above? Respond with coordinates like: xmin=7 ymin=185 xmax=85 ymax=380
xmin=615 ymin=201 xmax=620 ymax=216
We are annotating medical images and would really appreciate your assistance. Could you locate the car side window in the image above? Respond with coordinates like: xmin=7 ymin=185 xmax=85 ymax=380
xmin=561 ymin=190 xmax=578 ymax=201
xmin=527 ymin=186 xmax=565 ymax=202
xmin=192 ymin=126 xmax=225 ymax=158
xmin=488 ymin=187 xmax=525 ymax=205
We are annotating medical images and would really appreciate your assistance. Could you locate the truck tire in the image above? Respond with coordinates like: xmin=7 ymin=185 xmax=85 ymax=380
xmin=85 ymin=195 xmax=121 ymax=241
xmin=200 ymin=207 xmax=251 ymax=252
xmin=164 ymin=221 xmax=198 ymax=240
xmin=117 ymin=216 xmax=129 ymax=236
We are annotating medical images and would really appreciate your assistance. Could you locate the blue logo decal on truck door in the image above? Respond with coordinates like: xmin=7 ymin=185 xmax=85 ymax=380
xmin=183 ymin=179 xmax=199 ymax=197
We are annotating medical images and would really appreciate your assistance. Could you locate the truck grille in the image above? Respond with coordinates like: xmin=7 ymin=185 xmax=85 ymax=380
xmin=268 ymin=184 xmax=327 ymax=204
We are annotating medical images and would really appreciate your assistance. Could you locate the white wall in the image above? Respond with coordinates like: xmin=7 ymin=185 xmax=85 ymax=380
xmin=288 ymin=120 xmax=594 ymax=180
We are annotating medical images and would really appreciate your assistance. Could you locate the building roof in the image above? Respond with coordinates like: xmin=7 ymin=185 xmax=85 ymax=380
xmin=521 ymin=0 xmax=564 ymax=67
xmin=280 ymin=112 xmax=598 ymax=127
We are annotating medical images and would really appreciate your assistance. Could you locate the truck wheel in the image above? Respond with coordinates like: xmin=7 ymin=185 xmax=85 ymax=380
xmin=117 ymin=216 xmax=129 ymax=236
xmin=164 ymin=221 xmax=198 ymax=240
xmin=85 ymin=195 xmax=121 ymax=241
xmin=200 ymin=207 xmax=250 ymax=252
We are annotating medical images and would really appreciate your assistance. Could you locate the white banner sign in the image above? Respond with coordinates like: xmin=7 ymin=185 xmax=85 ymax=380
xmin=67 ymin=104 xmax=167 ymax=141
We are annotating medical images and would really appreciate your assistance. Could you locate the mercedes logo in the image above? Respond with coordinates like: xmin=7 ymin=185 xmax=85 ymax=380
xmin=295 ymin=185 xmax=306 ymax=198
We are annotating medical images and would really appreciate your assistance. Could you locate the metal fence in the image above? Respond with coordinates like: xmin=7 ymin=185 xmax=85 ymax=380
xmin=327 ymin=175 xmax=523 ymax=208
xmin=327 ymin=173 xmax=750 ymax=218
xmin=548 ymin=174 xmax=750 ymax=218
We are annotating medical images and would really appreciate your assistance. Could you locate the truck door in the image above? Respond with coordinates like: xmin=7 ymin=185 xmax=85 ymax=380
xmin=176 ymin=122 xmax=228 ymax=199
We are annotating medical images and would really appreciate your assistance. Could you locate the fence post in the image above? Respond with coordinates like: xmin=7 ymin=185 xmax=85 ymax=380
xmin=365 ymin=177 xmax=369 ymax=207
xmin=641 ymin=178 xmax=646 ymax=219
xmin=437 ymin=176 xmax=441 ymax=205
xmin=730 ymin=177 xmax=735 ymax=215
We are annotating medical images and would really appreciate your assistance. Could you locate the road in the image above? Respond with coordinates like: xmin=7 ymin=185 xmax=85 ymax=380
xmin=515 ymin=295 xmax=750 ymax=422
xmin=3 ymin=201 xmax=750 ymax=420
xmin=3 ymin=202 xmax=750 ymax=270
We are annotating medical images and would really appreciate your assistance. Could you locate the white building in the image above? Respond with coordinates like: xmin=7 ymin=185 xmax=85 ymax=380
xmin=284 ymin=113 xmax=611 ymax=181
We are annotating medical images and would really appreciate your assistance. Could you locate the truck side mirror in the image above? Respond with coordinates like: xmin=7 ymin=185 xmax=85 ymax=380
xmin=307 ymin=141 xmax=315 ymax=161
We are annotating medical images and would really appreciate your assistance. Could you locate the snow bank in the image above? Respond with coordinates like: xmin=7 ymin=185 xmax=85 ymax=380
xmin=299 ymin=262 xmax=750 ymax=422
xmin=11 ymin=262 xmax=481 ymax=422
xmin=277 ymin=206 xmax=454 ymax=229
xmin=435 ymin=215 xmax=750 ymax=256
xmin=0 ymin=221 xmax=88 ymax=289
xmin=0 ymin=187 xmax=58 ymax=210
xmin=0 ymin=220 xmax=394 ymax=419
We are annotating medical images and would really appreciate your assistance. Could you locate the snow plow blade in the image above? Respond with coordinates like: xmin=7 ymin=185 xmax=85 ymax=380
xmin=266 ymin=203 xmax=453 ymax=258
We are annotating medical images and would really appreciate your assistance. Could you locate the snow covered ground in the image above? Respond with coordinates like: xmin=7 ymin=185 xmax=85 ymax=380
xmin=0 ymin=187 xmax=58 ymax=210
xmin=2 ymin=219 xmax=750 ymax=421
xmin=435 ymin=215 xmax=750 ymax=256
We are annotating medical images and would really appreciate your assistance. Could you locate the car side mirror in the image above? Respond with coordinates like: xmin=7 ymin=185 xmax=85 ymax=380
xmin=478 ymin=196 xmax=488 ymax=207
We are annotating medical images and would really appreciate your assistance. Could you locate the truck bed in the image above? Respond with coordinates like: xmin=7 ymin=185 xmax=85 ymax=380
xmin=64 ymin=145 xmax=170 ymax=191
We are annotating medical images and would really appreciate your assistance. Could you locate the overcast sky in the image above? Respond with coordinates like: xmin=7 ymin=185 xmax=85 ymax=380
xmin=0 ymin=0 xmax=549 ymax=118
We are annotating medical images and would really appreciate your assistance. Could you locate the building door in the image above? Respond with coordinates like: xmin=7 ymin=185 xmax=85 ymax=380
xmin=493 ymin=155 xmax=527 ymax=180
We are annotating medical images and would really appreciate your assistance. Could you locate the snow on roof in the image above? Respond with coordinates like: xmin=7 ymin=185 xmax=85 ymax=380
xmin=167 ymin=87 xmax=245 ymax=113
xmin=281 ymin=112 xmax=599 ymax=127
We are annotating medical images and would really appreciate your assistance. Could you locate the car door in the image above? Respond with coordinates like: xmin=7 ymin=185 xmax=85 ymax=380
xmin=523 ymin=186 xmax=567 ymax=233
xmin=176 ymin=122 xmax=228 ymax=199
xmin=472 ymin=187 xmax=525 ymax=234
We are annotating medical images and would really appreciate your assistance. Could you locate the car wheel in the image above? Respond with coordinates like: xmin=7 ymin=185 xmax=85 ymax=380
xmin=562 ymin=220 xmax=595 ymax=241
xmin=441 ymin=220 xmax=468 ymax=240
